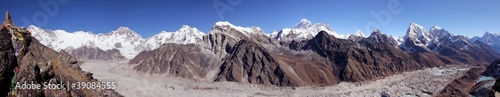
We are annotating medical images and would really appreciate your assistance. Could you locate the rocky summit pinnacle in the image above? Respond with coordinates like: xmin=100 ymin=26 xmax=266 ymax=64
xmin=4 ymin=10 xmax=13 ymax=25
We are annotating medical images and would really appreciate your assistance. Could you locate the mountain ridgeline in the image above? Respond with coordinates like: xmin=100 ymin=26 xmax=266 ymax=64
xmin=127 ymin=21 xmax=500 ymax=87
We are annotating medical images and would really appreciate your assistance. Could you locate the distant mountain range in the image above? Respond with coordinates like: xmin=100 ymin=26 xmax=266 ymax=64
xmin=28 ymin=24 xmax=205 ymax=60
xmin=27 ymin=19 xmax=500 ymax=86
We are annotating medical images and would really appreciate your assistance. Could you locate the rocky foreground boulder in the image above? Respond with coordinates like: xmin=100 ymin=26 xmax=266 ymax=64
xmin=469 ymin=78 xmax=498 ymax=97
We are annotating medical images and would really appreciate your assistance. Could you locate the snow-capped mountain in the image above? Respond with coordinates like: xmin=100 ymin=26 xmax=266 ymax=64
xmin=146 ymin=25 xmax=205 ymax=49
xmin=400 ymin=23 xmax=434 ymax=52
xmin=429 ymin=26 xmax=451 ymax=39
xmin=481 ymin=32 xmax=500 ymax=45
xmin=210 ymin=21 xmax=265 ymax=36
xmin=427 ymin=26 xmax=450 ymax=47
xmin=269 ymin=19 xmax=346 ymax=41
xmin=470 ymin=32 xmax=500 ymax=53
xmin=28 ymin=25 xmax=205 ymax=59
xmin=399 ymin=23 xmax=483 ymax=53
xmin=403 ymin=23 xmax=431 ymax=46
xmin=363 ymin=29 xmax=399 ymax=47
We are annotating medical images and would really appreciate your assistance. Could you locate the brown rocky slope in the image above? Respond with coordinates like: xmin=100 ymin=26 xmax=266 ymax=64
xmin=215 ymin=39 xmax=339 ymax=86
xmin=0 ymin=21 xmax=122 ymax=96
xmin=129 ymin=23 xmax=498 ymax=87
xmin=13 ymin=36 xmax=122 ymax=96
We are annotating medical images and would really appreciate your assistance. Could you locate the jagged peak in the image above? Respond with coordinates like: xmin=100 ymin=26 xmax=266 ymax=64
xmin=430 ymin=25 xmax=443 ymax=30
xmin=372 ymin=29 xmax=382 ymax=34
xmin=315 ymin=30 xmax=333 ymax=39
xmin=405 ymin=22 xmax=428 ymax=38
xmin=111 ymin=26 xmax=141 ymax=37
xmin=409 ymin=22 xmax=424 ymax=29
xmin=485 ymin=31 xmax=498 ymax=35
xmin=4 ymin=10 xmax=13 ymax=25
xmin=295 ymin=18 xmax=312 ymax=29
xmin=368 ymin=29 xmax=383 ymax=37
xmin=351 ymin=30 xmax=365 ymax=37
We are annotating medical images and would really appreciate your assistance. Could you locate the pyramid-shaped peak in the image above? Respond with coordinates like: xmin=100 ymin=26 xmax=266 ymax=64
xmin=111 ymin=26 xmax=141 ymax=37
xmin=179 ymin=25 xmax=194 ymax=31
xmin=178 ymin=25 xmax=202 ymax=33
xmin=300 ymin=19 xmax=311 ymax=24
xmin=295 ymin=19 xmax=313 ymax=29
xmin=371 ymin=29 xmax=382 ymax=35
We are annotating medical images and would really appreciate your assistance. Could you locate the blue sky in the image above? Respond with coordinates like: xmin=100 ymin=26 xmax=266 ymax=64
xmin=1 ymin=0 xmax=499 ymax=38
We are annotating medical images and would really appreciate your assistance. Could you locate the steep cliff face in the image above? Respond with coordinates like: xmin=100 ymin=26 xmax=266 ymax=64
xmin=482 ymin=59 xmax=500 ymax=77
xmin=0 ymin=26 xmax=18 ymax=97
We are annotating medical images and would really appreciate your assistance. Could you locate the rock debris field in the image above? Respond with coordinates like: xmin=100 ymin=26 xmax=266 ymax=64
xmin=80 ymin=60 xmax=472 ymax=97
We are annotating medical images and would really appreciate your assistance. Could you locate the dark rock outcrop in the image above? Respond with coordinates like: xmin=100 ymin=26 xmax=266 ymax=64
xmin=469 ymin=79 xmax=496 ymax=97
xmin=494 ymin=79 xmax=500 ymax=96
xmin=431 ymin=36 xmax=500 ymax=65
xmin=301 ymin=31 xmax=446 ymax=81
xmin=482 ymin=59 xmax=500 ymax=77
xmin=362 ymin=29 xmax=398 ymax=47
xmin=0 ymin=26 xmax=18 ymax=97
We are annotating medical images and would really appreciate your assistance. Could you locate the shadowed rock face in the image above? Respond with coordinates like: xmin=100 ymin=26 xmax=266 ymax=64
xmin=0 ymin=27 xmax=18 ymax=97
xmin=362 ymin=30 xmax=399 ymax=47
xmin=132 ymin=43 xmax=213 ymax=78
xmin=66 ymin=46 xmax=125 ymax=61
xmin=215 ymin=40 xmax=339 ymax=86
xmin=431 ymin=36 xmax=500 ymax=65
xmin=482 ymin=59 xmax=500 ymax=77
xmin=301 ymin=31 xmax=448 ymax=82
xmin=469 ymin=79 xmax=497 ymax=97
